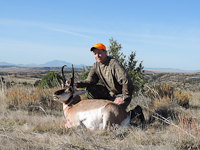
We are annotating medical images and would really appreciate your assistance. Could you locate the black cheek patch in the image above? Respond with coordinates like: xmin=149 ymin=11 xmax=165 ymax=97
xmin=54 ymin=89 xmax=65 ymax=95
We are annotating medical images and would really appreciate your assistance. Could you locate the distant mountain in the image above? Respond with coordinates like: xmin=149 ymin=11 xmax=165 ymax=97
xmin=0 ymin=61 xmax=199 ymax=72
xmin=21 ymin=63 xmax=38 ymax=66
xmin=144 ymin=67 xmax=194 ymax=72
xmin=40 ymin=60 xmax=72 ymax=67
xmin=0 ymin=60 xmax=85 ymax=68
xmin=39 ymin=60 xmax=85 ymax=68
xmin=0 ymin=62 xmax=16 ymax=66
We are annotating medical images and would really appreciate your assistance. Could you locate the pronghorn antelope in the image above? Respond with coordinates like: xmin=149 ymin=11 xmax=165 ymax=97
xmin=53 ymin=65 xmax=145 ymax=130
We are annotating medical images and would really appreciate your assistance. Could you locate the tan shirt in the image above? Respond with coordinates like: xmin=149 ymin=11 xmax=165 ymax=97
xmin=77 ymin=56 xmax=134 ymax=99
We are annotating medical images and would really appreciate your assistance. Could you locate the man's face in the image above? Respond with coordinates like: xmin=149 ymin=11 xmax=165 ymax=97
xmin=93 ymin=49 xmax=107 ymax=64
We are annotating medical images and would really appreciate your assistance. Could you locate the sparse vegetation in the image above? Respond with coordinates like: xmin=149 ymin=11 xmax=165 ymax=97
xmin=145 ymin=83 xmax=191 ymax=109
xmin=0 ymin=68 xmax=200 ymax=149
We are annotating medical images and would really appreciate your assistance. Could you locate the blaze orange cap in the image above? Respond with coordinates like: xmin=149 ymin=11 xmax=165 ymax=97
xmin=90 ymin=43 xmax=106 ymax=51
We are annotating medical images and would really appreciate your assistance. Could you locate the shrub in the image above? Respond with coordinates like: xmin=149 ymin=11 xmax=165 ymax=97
xmin=146 ymin=83 xmax=174 ymax=100
xmin=34 ymin=80 xmax=41 ymax=87
xmin=146 ymin=83 xmax=191 ymax=109
xmin=38 ymin=72 xmax=61 ymax=89
xmin=126 ymin=51 xmax=145 ymax=93
xmin=80 ymin=66 xmax=91 ymax=80
xmin=174 ymin=90 xmax=191 ymax=109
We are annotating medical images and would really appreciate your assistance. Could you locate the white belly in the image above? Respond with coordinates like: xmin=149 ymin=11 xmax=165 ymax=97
xmin=76 ymin=106 xmax=104 ymax=130
xmin=76 ymin=106 xmax=130 ymax=130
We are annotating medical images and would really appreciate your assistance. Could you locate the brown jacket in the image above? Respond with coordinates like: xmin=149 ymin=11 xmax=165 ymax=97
xmin=77 ymin=56 xmax=134 ymax=100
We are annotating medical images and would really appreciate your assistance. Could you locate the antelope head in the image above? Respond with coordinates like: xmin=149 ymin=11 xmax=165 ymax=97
xmin=53 ymin=65 xmax=86 ymax=104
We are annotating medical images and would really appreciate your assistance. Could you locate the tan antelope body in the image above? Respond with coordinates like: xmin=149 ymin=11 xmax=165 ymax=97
xmin=53 ymin=65 xmax=131 ymax=130
xmin=56 ymin=98 xmax=130 ymax=130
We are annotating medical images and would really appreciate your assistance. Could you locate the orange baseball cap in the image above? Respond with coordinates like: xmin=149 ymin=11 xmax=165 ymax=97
xmin=90 ymin=43 xmax=106 ymax=51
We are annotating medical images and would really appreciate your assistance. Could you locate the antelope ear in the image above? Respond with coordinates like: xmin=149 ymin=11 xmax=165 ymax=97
xmin=74 ymin=90 xmax=87 ymax=96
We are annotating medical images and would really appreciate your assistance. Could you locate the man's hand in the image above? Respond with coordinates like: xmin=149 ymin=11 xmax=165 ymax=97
xmin=114 ymin=97 xmax=124 ymax=105
xmin=62 ymin=81 xmax=77 ymax=88
xmin=62 ymin=81 xmax=70 ymax=88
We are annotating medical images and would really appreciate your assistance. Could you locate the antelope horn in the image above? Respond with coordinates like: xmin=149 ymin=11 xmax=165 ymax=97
xmin=70 ymin=64 xmax=74 ymax=87
xmin=61 ymin=65 xmax=66 ymax=85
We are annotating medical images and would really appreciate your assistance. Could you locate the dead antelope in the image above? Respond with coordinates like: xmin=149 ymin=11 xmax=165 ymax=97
xmin=53 ymin=65 xmax=145 ymax=130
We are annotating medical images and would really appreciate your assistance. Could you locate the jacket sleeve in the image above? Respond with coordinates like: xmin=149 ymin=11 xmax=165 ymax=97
xmin=114 ymin=62 xmax=133 ymax=100
xmin=76 ymin=64 xmax=99 ymax=88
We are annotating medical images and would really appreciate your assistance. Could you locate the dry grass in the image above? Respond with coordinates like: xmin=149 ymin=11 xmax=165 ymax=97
xmin=145 ymin=83 xmax=191 ymax=109
xmin=1 ymin=77 xmax=200 ymax=149
xmin=4 ymin=85 xmax=63 ymax=113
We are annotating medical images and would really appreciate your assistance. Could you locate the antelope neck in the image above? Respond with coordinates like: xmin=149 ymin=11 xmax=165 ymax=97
xmin=65 ymin=94 xmax=74 ymax=106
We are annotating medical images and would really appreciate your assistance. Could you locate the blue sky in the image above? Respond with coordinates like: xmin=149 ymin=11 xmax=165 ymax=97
xmin=0 ymin=0 xmax=200 ymax=70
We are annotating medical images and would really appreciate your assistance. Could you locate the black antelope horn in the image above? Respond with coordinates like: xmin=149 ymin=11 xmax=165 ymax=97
xmin=70 ymin=64 xmax=74 ymax=87
xmin=61 ymin=65 xmax=66 ymax=85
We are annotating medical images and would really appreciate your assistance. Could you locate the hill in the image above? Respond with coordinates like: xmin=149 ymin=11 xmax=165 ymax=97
xmin=0 ymin=60 xmax=85 ymax=68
